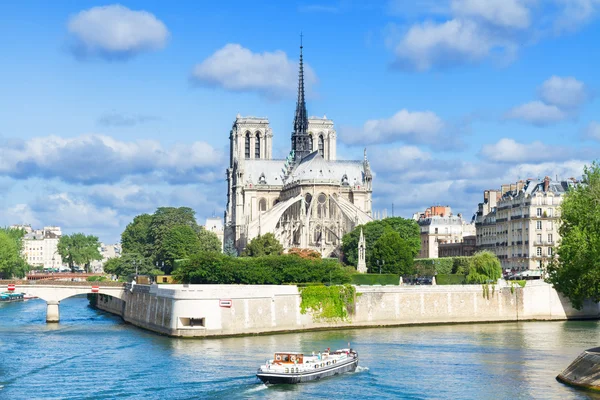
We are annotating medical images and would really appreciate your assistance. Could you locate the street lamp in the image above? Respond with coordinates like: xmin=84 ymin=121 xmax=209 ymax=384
xmin=376 ymin=260 xmax=384 ymax=274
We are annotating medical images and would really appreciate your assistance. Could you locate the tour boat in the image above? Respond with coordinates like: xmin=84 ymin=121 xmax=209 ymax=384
xmin=256 ymin=347 xmax=358 ymax=384
xmin=0 ymin=292 xmax=24 ymax=302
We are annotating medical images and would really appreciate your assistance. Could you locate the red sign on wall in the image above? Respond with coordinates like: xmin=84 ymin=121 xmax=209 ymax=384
xmin=219 ymin=299 xmax=232 ymax=308
xmin=7 ymin=284 xmax=15 ymax=292
xmin=91 ymin=286 xmax=99 ymax=293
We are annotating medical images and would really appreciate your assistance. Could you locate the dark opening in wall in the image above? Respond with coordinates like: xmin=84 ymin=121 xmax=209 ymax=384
xmin=180 ymin=317 xmax=205 ymax=328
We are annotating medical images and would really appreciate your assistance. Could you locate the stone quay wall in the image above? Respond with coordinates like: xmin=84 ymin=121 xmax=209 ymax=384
xmin=93 ymin=280 xmax=600 ymax=338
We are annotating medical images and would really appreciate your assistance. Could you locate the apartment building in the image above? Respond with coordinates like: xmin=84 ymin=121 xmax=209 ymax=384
xmin=11 ymin=225 xmax=64 ymax=269
xmin=415 ymin=206 xmax=476 ymax=258
xmin=475 ymin=177 xmax=577 ymax=271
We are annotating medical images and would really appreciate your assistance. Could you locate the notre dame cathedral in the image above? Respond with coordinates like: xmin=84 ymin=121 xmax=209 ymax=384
xmin=224 ymin=43 xmax=373 ymax=257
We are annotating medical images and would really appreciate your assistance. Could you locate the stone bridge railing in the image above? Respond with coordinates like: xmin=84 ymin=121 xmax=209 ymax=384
xmin=0 ymin=280 xmax=127 ymax=323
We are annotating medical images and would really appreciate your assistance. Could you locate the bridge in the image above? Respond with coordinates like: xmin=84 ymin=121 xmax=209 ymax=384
xmin=0 ymin=281 xmax=126 ymax=323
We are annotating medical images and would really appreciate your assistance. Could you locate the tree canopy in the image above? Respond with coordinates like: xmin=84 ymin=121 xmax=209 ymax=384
xmin=464 ymin=251 xmax=502 ymax=284
xmin=103 ymin=253 xmax=162 ymax=280
xmin=370 ymin=229 xmax=414 ymax=275
xmin=223 ymin=239 xmax=238 ymax=257
xmin=121 ymin=213 xmax=152 ymax=257
xmin=0 ymin=228 xmax=28 ymax=278
xmin=341 ymin=217 xmax=420 ymax=270
xmin=117 ymin=208 xmax=223 ymax=274
xmin=57 ymin=233 xmax=102 ymax=272
xmin=547 ymin=162 xmax=600 ymax=309
xmin=242 ymin=233 xmax=284 ymax=257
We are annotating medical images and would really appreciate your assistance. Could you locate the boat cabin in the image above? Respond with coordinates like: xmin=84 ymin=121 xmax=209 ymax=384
xmin=273 ymin=352 xmax=304 ymax=364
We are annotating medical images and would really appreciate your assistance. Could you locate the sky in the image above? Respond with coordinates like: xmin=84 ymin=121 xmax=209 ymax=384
xmin=0 ymin=0 xmax=599 ymax=244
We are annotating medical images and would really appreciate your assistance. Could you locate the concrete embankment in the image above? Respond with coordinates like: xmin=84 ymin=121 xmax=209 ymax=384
xmin=557 ymin=348 xmax=600 ymax=391
xmin=93 ymin=280 xmax=600 ymax=338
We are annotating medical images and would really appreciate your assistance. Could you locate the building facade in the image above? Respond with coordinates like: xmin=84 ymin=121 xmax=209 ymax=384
xmin=224 ymin=44 xmax=373 ymax=256
xmin=415 ymin=207 xmax=475 ymax=258
xmin=90 ymin=243 xmax=122 ymax=273
xmin=205 ymin=217 xmax=225 ymax=250
xmin=11 ymin=225 xmax=63 ymax=269
xmin=475 ymin=177 xmax=577 ymax=271
xmin=438 ymin=235 xmax=477 ymax=257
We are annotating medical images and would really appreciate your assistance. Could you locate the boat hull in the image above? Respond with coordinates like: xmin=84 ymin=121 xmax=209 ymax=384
xmin=256 ymin=356 xmax=358 ymax=384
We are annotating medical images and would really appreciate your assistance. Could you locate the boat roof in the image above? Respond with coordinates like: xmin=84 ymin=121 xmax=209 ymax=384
xmin=275 ymin=352 xmax=304 ymax=354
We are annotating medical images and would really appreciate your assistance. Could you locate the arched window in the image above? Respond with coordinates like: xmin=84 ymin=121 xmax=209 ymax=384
xmin=317 ymin=193 xmax=327 ymax=218
xmin=259 ymin=198 xmax=267 ymax=212
xmin=308 ymin=135 xmax=313 ymax=152
xmin=318 ymin=135 xmax=324 ymax=157
xmin=255 ymin=132 xmax=261 ymax=159
xmin=245 ymin=132 xmax=251 ymax=158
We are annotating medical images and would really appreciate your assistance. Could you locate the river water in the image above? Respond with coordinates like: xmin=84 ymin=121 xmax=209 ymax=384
xmin=1 ymin=296 xmax=599 ymax=399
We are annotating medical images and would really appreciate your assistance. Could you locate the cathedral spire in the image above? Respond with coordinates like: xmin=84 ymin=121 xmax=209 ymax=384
xmin=291 ymin=33 xmax=310 ymax=162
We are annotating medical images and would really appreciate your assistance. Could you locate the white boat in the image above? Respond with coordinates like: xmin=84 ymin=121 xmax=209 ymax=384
xmin=23 ymin=293 xmax=37 ymax=300
xmin=256 ymin=348 xmax=358 ymax=384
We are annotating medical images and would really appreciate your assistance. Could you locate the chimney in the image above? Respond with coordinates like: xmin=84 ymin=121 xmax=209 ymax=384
xmin=544 ymin=176 xmax=550 ymax=192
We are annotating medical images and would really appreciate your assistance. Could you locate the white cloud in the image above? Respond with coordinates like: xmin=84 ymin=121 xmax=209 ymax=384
xmin=388 ymin=0 xmax=600 ymax=70
xmin=504 ymin=100 xmax=566 ymax=126
xmin=393 ymin=19 xmax=505 ymax=71
xmin=505 ymin=75 xmax=590 ymax=126
xmin=451 ymin=0 xmax=531 ymax=29
xmin=342 ymin=109 xmax=446 ymax=146
xmin=584 ymin=121 xmax=600 ymax=141
xmin=67 ymin=5 xmax=169 ymax=60
xmin=479 ymin=138 xmax=576 ymax=163
xmin=553 ymin=0 xmax=600 ymax=32
xmin=538 ymin=76 xmax=589 ymax=109
xmin=0 ymin=134 xmax=223 ymax=185
xmin=191 ymin=44 xmax=317 ymax=99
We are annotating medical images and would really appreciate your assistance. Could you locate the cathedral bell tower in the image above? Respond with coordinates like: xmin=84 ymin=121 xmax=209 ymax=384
xmin=291 ymin=36 xmax=310 ymax=162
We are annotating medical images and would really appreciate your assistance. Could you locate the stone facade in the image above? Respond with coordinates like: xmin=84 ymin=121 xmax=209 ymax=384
xmin=224 ymin=46 xmax=373 ymax=256
xmin=475 ymin=177 xmax=578 ymax=271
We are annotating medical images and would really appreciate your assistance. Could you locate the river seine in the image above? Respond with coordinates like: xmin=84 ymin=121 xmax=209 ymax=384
xmin=1 ymin=296 xmax=599 ymax=399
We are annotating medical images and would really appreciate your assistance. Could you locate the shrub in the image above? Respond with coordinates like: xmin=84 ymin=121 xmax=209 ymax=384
xmin=351 ymin=274 xmax=400 ymax=286
xmin=466 ymin=251 xmax=502 ymax=284
xmin=86 ymin=276 xmax=107 ymax=282
xmin=173 ymin=252 xmax=353 ymax=285
xmin=413 ymin=258 xmax=453 ymax=275
xmin=436 ymin=274 xmax=467 ymax=285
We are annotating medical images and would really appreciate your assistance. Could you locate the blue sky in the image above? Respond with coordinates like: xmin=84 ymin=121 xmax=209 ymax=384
xmin=0 ymin=0 xmax=598 ymax=243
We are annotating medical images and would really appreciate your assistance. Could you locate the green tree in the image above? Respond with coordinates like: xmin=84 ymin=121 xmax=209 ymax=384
xmin=465 ymin=251 xmax=502 ymax=284
xmin=57 ymin=233 xmax=102 ymax=272
xmin=121 ymin=213 xmax=152 ymax=257
xmin=197 ymin=227 xmax=222 ymax=253
xmin=369 ymin=229 xmax=414 ymax=275
xmin=242 ymin=233 xmax=284 ymax=257
xmin=341 ymin=217 xmax=420 ymax=268
xmin=223 ymin=238 xmax=238 ymax=257
xmin=158 ymin=225 xmax=201 ymax=271
xmin=0 ymin=228 xmax=28 ymax=278
xmin=103 ymin=253 xmax=160 ymax=280
xmin=547 ymin=162 xmax=600 ymax=309
xmin=149 ymin=207 xmax=200 ymax=263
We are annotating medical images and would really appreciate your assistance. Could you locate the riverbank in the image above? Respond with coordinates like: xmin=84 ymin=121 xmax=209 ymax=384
xmin=92 ymin=280 xmax=600 ymax=338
